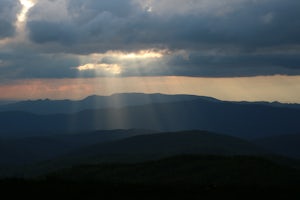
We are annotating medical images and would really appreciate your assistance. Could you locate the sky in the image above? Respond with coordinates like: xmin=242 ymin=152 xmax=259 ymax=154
xmin=0 ymin=0 xmax=299 ymax=102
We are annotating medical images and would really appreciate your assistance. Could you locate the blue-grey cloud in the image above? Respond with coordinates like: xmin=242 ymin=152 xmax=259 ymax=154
xmin=1 ymin=0 xmax=300 ymax=79
xmin=0 ymin=0 xmax=20 ymax=38
xmin=0 ymin=50 xmax=79 ymax=79
xmin=27 ymin=0 xmax=300 ymax=50
xmin=28 ymin=21 xmax=78 ymax=45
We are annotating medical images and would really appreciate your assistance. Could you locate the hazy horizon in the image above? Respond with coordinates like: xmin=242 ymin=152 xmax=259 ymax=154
xmin=1 ymin=75 xmax=299 ymax=103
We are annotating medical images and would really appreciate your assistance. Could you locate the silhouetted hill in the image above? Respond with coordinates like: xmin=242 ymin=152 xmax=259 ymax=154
xmin=0 ymin=130 xmax=271 ymax=178
xmin=237 ymin=101 xmax=300 ymax=110
xmin=2 ymin=156 xmax=300 ymax=198
xmin=50 ymin=131 xmax=266 ymax=166
xmin=254 ymin=134 xmax=300 ymax=159
xmin=0 ymin=100 xmax=17 ymax=106
xmin=0 ymin=93 xmax=203 ymax=114
xmin=46 ymin=155 xmax=300 ymax=187
xmin=0 ymin=129 xmax=155 ymax=166
xmin=0 ymin=98 xmax=299 ymax=138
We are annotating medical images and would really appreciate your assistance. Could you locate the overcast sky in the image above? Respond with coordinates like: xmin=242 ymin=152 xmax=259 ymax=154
xmin=0 ymin=0 xmax=299 ymax=101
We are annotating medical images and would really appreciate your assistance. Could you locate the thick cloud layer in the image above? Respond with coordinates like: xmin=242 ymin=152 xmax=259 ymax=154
xmin=27 ymin=0 xmax=300 ymax=50
xmin=0 ymin=0 xmax=20 ymax=38
xmin=0 ymin=0 xmax=300 ymax=78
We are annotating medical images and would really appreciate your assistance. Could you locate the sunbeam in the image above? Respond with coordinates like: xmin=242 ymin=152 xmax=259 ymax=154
xmin=15 ymin=0 xmax=36 ymax=40
xmin=17 ymin=0 xmax=35 ymax=24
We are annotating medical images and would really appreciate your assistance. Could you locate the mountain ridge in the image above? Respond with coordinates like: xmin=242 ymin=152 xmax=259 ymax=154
xmin=0 ymin=93 xmax=299 ymax=115
xmin=0 ymin=93 xmax=204 ymax=114
xmin=0 ymin=97 xmax=299 ymax=138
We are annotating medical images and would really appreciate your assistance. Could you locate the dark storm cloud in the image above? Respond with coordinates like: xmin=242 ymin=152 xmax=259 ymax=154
xmin=27 ymin=0 xmax=300 ymax=50
xmin=0 ymin=0 xmax=20 ymax=38
xmin=1 ymin=0 xmax=300 ymax=79
xmin=67 ymin=0 xmax=134 ymax=20
xmin=0 ymin=51 xmax=79 ymax=79
xmin=164 ymin=52 xmax=300 ymax=77
xmin=27 ymin=0 xmax=144 ymax=52
xmin=28 ymin=21 xmax=78 ymax=45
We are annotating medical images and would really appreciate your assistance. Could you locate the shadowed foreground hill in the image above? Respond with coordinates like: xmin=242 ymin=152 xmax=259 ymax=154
xmin=52 ymin=131 xmax=266 ymax=166
xmin=0 ymin=130 xmax=269 ymax=178
xmin=47 ymin=155 xmax=300 ymax=186
xmin=1 ymin=131 xmax=300 ymax=198
xmin=1 ymin=155 xmax=299 ymax=198
xmin=254 ymin=134 xmax=300 ymax=159
xmin=0 ymin=129 xmax=155 ymax=166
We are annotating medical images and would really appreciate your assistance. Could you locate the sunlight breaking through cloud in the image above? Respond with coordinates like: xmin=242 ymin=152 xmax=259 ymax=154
xmin=77 ymin=63 xmax=122 ymax=75
xmin=17 ymin=0 xmax=35 ymax=26
xmin=92 ymin=49 xmax=167 ymax=60
xmin=18 ymin=0 xmax=35 ymax=22
xmin=15 ymin=0 xmax=36 ymax=40
xmin=75 ymin=49 xmax=168 ymax=76
xmin=118 ymin=50 xmax=165 ymax=59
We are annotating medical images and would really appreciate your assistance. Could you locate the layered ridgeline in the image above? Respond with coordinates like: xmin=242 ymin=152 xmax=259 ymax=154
xmin=1 ymin=130 xmax=300 ymax=178
xmin=0 ymin=130 xmax=263 ymax=168
xmin=0 ymin=93 xmax=299 ymax=138
xmin=44 ymin=130 xmax=266 ymax=167
xmin=0 ymin=129 xmax=299 ymax=199
xmin=0 ymin=129 xmax=155 ymax=166
xmin=0 ymin=130 xmax=299 ymax=197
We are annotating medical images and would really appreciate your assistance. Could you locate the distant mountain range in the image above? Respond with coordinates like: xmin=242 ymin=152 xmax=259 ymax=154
xmin=0 ymin=101 xmax=17 ymax=106
xmin=0 ymin=93 xmax=299 ymax=138
xmin=0 ymin=93 xmax=299 ymax=178
xmin=0 ymin=93 xmax=204 ymax=114
xmin=0 ymin=93 xmax=299 ymax=114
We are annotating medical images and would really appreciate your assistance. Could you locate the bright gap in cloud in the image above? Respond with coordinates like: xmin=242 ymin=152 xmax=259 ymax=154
xmin=18 ymin=0 xmax=35 ymax=22
xmin=76 ymin=49 xmax=167 ymax=75
xmin=77 ymin=63 xmax=122 ymax=75
xmin=104 ymin=49 xmax=166 ymax=59
xmin=16 ymin=0 xmax=36 ymax=39
xmin=120 ymin=50 xmax=164 ymax=59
